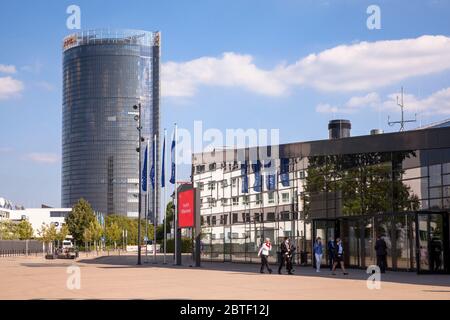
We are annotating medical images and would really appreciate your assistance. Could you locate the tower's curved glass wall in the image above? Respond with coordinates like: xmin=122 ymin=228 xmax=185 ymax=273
xmin=62 ymin=29 xmax=160 ymax=217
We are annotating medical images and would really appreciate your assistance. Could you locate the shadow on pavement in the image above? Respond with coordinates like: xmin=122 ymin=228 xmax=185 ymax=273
xmin=72 ymin=253 xmax=450 ymax=288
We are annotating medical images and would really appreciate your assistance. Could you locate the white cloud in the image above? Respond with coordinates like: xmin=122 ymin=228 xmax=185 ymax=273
xmin=345 ymin=92 xmax=380 ymax=109
xmin=381 ymin=87 xmax=450 ymax=116
xmin=162 ymin=35 xmax=450 ymax=97
xmin=316 ymin=87 xmax=450 ymax=116
xmin=316 ymin=103 xmax=340 ymax=114
xmin=26 ymin=153 xmax=59 ymax=164
xmin=283 ymin=35 xmax=450 ymax=92
xmin=0 ymin=76 xmax=24 ymax=100
xmin=316 ymin=92 xmax=380 ymax=114
xmin=162 ymin=52 xmax=286 ymax=97
xmin=0 ymin=64 xmax=16 ymax=74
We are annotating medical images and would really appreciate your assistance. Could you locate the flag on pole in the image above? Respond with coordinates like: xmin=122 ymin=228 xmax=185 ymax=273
xmin=280 ymin=158 xmax=290 ymax=187
xmin=161 ymin=133 xmax=166 ymax=188
xmin=142 ymin=144 xmax=148 ymax=192
xmin=241 ymin=161 xmax=249 ymax=193
xmin=252 ymin=161 xmax=262 ymax=192
xmin=169 ymin=130 xmax=176 ymax=185
xmin=150 ymin=135 xmax=156 ymax=189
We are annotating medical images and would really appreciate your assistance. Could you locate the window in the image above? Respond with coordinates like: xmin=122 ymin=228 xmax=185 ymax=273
xmin=282 ymin=192 xmax=290 ymax=203
xmin=242 ymin=212 xmax=251 ymax=222
xmin=232 ymin=177 xmax=238 ymax=188
xmin=208 ymin=197 xmax=216 ymax=207
xmin=221 ymin=198 xmax=228 ymax=206
xmin=429 ymin=164 xmax=442 ymax=187
xmin=196 ymin=165 xmax=205 ymax=173
xmin=197 ymin=182 xmax=204 ymax=191
xmin=242 ymin=195 xmax=249 ymax=205
xmin=208 ymin=181 xmax=216 ymax=190
xmin=254 ymin=212 xmax=263 ymax=222
xmin=221 ymin=179 xmax=228 ymax=188
xmin=232 ymin=196 xmax=239 ymax=206
xmin=50 ymin=211 xmax=69 ymax=218
xmin=299 ymin=170 xmax=305 ymax=179
xmin=220 ymin=214 xmax=228 ymax=225
xmin=268 ymin=191 xmax=275 ymax=204
xmin=232 ymin=213 xmax=238 ymax=223
xmin=280 ymin=211 xmax=290 ymax=221
xmin=206 ymin=216 xmax=211 ymax=225
xmin=212 ymin=216 xmax=217 ymax=225
xmin=255 ymin=194 xmax=262 ymax=205
xmin=209 ymin=163 xmax=216 ymax=171
xmin=266 ymin=212 xmax=275 ymax=221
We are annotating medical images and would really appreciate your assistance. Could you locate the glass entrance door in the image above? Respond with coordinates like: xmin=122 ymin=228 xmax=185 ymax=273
xmin=313 ymin=220 xmax=336 ymax=268
xmin=416 ymin=213 xmax=449 ymax=273
xmin=224 ymin=226 xmax=232 ymax=262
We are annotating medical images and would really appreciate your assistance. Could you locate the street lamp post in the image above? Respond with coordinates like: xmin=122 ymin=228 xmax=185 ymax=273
xmin=133 ymin=103 xmax=143 ymax=265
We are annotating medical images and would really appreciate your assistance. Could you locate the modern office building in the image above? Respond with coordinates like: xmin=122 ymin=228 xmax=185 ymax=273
xmin=192 ymin=120 xmax=450 ymax=274
xmin=62 ymin=29 xmax=161 ymax=218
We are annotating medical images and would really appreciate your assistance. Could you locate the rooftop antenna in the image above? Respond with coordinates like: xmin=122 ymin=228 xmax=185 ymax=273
xmin=388 ymin=87 xmax=416 ymax=131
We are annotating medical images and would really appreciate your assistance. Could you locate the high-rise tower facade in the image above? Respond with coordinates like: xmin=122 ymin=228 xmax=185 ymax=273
xmin=62 ymin=29 xmax=160 ymax=218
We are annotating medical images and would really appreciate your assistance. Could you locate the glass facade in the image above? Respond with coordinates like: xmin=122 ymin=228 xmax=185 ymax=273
xmin=195 ymin=128 xmax=450 ymax=273
xmin=62 ymin=29 xmax=160 ymax=217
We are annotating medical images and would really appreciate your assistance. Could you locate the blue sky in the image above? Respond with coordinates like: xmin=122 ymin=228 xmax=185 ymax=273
xmin=1 ymin=0 xmax=450 ymax=207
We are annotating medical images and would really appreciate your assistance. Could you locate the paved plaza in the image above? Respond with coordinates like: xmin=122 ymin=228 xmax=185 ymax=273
xmin=0 ymin=253 xmax=449 ymax=300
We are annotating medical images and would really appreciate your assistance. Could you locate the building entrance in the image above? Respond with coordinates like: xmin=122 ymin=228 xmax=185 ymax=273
xmin=312 ymin=219 xmax=337 ymax=269
xmin=416 ymin=212 xmax=450 ymax=274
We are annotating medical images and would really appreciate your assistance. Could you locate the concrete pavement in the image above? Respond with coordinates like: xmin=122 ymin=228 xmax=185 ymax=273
xmin=0 ymin=253 xmax=449 ymax=300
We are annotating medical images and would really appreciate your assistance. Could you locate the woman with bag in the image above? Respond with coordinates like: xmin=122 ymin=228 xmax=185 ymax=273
xmin=258 ymin=238 xmax=273 ymax=274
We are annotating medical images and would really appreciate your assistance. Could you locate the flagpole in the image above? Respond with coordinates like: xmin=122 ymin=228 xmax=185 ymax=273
xmin=145 ymin=138 xmax=150 ymax=263
xmin=163 ymin=128 xmax=167 ymax=264
xmin=174 ymin=123 xmax=178 ymax=265
xmin=153 ymin=133 xmax=157 ymax=264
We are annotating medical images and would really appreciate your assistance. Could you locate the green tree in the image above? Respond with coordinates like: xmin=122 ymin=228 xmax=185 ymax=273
xmin=156 ymin=201 xmax=174 ymax=241
xmin=106 ymin=221 xmax=121 ymax=249
xmin=37 ymin=224 xmax=58 ymax=254
xmin=66 ymin=198 xmax=95 ymax=243
xmin=88 ymin=220 xmax=103 ymax=252
xmin=0 ymin=221 xmax=17 ymax=240
xmin=105 ymin=215 xmax=154 ymax=246
xmin=16 ymin=220 xmax=34 ymax=240
xmin=56 ymin=224 xmax=70 ymax=242
xmin=83 ymin=228 xmax=92 ymax=251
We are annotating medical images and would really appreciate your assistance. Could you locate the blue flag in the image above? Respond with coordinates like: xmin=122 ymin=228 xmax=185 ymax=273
xmin=252 ymin=161 xmax=262 ymax=192
xmin=161 ymin=134 xmax=166 ymax=188
xmin=169 ymin=132 xmax=176 ymax=185
xmin=266 ymin=173 xmax=276 ymax=190
xmin=150 ymin=138 xmax=155 ymax=189
xmin=241 ymin=161 xmax=248 ymax=194
xmin=280 ymin=158 xmax=290 ymax=187
xmin=264 ymin=160 xmax=276 ymax=190
xmin=142 ymin=144 xmax=148 ymax=192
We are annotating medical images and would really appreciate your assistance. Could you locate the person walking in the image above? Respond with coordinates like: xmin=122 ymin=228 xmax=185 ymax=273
xmin=331 ymin=237 xmax=348 ymax=275
xmin=327 ymin=237 xmax=335 ymax=270
xmin=313 ymin=237 xmax=323 ymax=272
xmin=375 ymin=235 xmax=387 ymax=273
xmin=278 ymin=237 xmax=294 ymax=275
xmin=258 ymin=238 xmax=272 ymax=274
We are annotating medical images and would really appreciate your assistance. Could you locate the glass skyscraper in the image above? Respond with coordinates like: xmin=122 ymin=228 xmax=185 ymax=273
xmin=62 ymin=29 xmax=160 ymax=218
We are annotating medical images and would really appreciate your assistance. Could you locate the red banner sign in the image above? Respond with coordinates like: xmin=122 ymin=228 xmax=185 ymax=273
xmin=178 ymin=188 xmax=195 ymax=228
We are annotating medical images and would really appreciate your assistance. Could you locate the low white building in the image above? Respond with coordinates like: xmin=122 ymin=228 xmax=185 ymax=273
xmin=0 ymin=207 xmax=72 ymax=237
